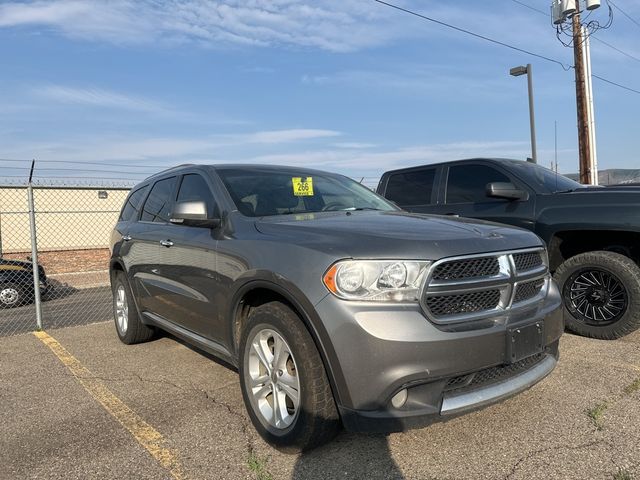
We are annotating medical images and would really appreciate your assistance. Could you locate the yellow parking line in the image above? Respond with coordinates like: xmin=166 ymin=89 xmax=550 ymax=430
xmin=33 ymin=330 xmax=187 ymax=480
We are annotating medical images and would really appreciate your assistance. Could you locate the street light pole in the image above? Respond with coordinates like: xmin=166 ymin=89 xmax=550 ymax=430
xmin=510 ymin=64 xmax=538 ymax=164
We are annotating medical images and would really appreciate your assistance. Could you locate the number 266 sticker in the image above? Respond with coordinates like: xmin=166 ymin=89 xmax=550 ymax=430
xmin=292 ymin=177 xmax=314 ymax=196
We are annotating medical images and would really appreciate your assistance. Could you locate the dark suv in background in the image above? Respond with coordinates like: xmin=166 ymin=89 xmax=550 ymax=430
xmin=378 ymin=158 xmax=640 ymax=339
xmin=110 ymin=164 xmax=562 ymax=450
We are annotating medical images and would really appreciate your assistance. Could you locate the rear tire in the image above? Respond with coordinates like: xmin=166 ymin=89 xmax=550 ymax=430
xmin=239 ymin=301 xmax=340 ymax=452
xmin=112 ymin=271 xmax=155 ymax=344
xmin=554 ymin=251 xmax=640 ymax=339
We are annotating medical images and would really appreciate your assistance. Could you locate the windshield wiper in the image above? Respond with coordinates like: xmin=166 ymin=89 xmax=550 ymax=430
xmin=279 ymin=210 xmax=313 ymax=215
xmin=343 ymin=207 xmax=382 ymax=211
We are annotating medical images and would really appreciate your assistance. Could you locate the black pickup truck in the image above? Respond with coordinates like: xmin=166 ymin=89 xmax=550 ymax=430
xmin=377 ymin=158 xmax=640 ymax=340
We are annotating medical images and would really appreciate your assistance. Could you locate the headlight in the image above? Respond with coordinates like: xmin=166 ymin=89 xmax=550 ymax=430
xmin=323 ymin=260 xmax=431 ymax=302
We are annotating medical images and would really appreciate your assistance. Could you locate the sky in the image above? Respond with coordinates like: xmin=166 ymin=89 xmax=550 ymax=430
xmin=0 ymin=0 xmax=639 ymax=186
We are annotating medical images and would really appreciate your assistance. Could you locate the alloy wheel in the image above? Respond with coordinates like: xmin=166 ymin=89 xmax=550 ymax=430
xmin=115 ymin=284 xmax=129 ymax=334
xmin=565 ymin=268 xmax=628 ymax=326
xmin=246 ymin=328 xmax=300 ymax=431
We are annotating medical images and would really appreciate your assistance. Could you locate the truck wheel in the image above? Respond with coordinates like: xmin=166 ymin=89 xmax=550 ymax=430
xmin=0 ymin=283 xmax=25 ymax=308
xmin=554 ymin=251 xmax=640 ymax=339
xmin=239 ymin=301 xmax=340 ymax=452
xmin=112 ymin=271 xmax=155 ymax=344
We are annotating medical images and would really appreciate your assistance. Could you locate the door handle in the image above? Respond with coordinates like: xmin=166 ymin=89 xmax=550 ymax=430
xmin=445 ymin=213 xmax=460 ymax=217
xmin=159 ymin=239 xmax=174 ymax=247
xmin=122 ymin=234 xmax=132 ymax=241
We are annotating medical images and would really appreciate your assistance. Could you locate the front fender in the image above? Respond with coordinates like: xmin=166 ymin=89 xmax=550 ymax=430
xmin=226 ymin=271 xmax=350 ymax=408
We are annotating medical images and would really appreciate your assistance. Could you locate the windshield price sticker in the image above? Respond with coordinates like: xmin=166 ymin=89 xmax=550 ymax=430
xmin=292 ymin=177 xmax=314 ymax=196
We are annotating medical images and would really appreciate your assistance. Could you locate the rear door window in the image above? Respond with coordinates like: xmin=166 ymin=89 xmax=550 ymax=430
xmin=385 ymin=169 xmax=436 ymax=206
xmin=446 ymin=165 xmax=511 ymax=204
xmin=140 ymin=177 xmax=178 ymax=223
xmin=119 ymin=185 xmax=148 ymax=222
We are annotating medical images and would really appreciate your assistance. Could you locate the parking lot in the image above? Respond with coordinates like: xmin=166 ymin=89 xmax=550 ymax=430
xmin=2 ymin=321 xmax=639 ymax=480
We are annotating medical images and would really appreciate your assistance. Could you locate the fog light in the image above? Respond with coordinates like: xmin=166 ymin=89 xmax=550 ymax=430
xmin=391 ymin=389 xmax=408 ymax=409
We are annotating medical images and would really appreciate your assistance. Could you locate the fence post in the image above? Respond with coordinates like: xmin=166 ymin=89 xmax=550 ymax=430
xmin=27 ymin=160 xmax=43 ymax=330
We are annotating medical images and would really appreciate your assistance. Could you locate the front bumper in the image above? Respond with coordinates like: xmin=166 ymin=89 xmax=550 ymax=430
xmin=315 ymin=279 xmax=563 ymax=433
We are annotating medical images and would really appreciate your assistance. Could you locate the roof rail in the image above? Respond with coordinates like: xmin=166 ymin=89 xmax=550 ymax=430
xmin=144 ymin=163 xmax=196 ymax=180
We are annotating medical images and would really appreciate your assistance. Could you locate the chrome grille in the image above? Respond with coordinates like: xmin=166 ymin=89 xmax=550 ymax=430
xmin=426 ymin=290 xmax=501 ymax=317
xmin=422 ymin=248 xmax=549 ymax=323
xmin=513 ymin=251 xmax=543 ymax=272
xmin=432 ymin=257 xmax=499 ymax=280
xmin=514 ymin=279 xmax=545 ymax=304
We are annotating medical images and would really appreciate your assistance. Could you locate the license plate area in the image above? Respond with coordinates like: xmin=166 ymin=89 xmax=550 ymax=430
xmin=507 ymin=321 xmax=544 ymax=363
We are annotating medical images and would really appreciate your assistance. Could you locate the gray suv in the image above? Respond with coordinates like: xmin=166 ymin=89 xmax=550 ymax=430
xmin=109 ymin=164 xmax=563 ymax=451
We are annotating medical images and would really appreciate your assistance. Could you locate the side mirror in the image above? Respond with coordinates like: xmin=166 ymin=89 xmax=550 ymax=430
xmin=170 ymin=201 xmax=221 ymax=228
xmin=486 ymin=182 xmax=529 ymax=201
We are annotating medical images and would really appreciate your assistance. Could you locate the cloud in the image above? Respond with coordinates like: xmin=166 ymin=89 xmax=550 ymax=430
xmin=332 ymin=142 xmax=377 ymax=149
xmin=0 ymin=0 xmax=415 ymax=52
xmin=302 ymin=67 xmax=519 ymax=101
xmin=36 ymin=85 xmax=166 ymax=113
xmin=0 ymin=1 xmax=153 ymax=44
xmin=245 ymin=129 xmax=341 ymax=144
xmin=0 ymin=129 xmax=345 ymax=164
xmin=243 ymin=141 xmax=531 ymax=173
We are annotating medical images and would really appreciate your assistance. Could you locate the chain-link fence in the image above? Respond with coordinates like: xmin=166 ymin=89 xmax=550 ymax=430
xmin=0 ymin=182 xmax=131 ymax=336
xmin=0 ymin=166 xmax=380 ymax=337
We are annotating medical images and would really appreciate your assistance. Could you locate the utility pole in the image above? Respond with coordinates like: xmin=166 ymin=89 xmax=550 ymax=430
xmin=572 ymin=2 xmax=592 ymax=184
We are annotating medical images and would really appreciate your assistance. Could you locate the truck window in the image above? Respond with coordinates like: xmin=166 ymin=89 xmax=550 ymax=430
xmin=446 ymin=165 xmax=511 ymax=204
xmin=140 ymin=177 xmax=178 ymax=223
xmin=385 ymin=169 xmax=436 ymax=206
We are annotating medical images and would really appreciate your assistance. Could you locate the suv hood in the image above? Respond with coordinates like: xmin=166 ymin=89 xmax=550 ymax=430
xmin=254 ymin=211 xmax=542 ymax=259
xmin=539 ymin=188 xmax=640 ymax=219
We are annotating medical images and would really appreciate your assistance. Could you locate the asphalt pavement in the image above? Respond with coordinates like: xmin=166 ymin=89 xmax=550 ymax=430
xmin=2 ymin=322 xmax=639 ymax=480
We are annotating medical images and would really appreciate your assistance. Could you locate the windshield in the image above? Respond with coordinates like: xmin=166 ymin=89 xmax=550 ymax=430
xmin=217 ymin=168 xmax=398 ymax=217
xmin=509 ymin=161 xmax=584 ymax=193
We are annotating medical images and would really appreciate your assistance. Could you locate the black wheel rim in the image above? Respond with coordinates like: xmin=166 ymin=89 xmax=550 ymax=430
xmin=563 ymin=268 xmax=628 ymax=327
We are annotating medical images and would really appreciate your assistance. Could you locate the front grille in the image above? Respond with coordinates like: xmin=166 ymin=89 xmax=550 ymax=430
xmin=432 ymin=257 xmax=499 ymax=281
xmin=426 ymin=290 xmax=501 ymax=317
xmin=444 ymin=353 xmax=546 ymax=393
xmin=514 ymin=279 xmax=545 ymax=304
xmin=513 ymin=251 xmax=543 ymax=272
xmin=423 ymin=249 xmax=548 ymax=324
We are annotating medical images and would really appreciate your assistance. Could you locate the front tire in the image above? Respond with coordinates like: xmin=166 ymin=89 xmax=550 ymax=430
xmin=112 ymin=271 xmax=155 ymax=344
xmin=554 ymin=251 xmax=640 ymax=339
xmin=239 ymin=301 xmax=340 ymax=452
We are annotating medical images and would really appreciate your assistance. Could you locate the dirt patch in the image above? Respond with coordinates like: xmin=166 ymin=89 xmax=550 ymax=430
xmin=4 ymin=248 xmax=110 ymax=275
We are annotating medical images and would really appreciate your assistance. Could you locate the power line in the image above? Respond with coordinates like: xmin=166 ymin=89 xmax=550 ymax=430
xmin=592 ymin=36 xmax=640 ymax=63
xmin=0 ymin=158 xmax=169 ymax=169
xmin=375 ymin=0 xmax=640 ymax=96
xmin=506 ymin=0 xmax=640 ymax=95
xmin=373 ymin=0 xmax=573 ymax=70
xmin=592 ymin=74 xmax=640 ymax=94
xmin=509 ymin=0 xmax=548 ymax=16
xmin=608 ymin=0 xmax=640 ymax=30
xmin=508 ymin=0 xmax=640 ymax=64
